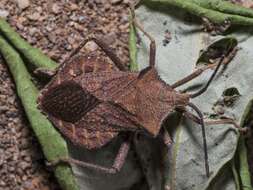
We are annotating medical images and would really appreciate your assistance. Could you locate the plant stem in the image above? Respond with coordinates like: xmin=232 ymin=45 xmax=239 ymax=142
xmin=195 ymin=0 xmax=253 ymax=18
xmin=238 ymin=137 xmax=252 ymax=190
xmin=0 ymin=35 xmax=79 ymax=190
xmin=239 ymin=99 xmax=253 ymax=190
xmin=152 ymin=0 xmax=253 ymax=25
xmin=129 ymin=10 xmax=139 ymax=72
xmin=0 ymin=18 xmax=57 ymax=71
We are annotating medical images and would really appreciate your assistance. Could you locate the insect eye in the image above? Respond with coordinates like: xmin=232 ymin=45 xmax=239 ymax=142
xmin=40 ymin=80 xmax=87 ymax=123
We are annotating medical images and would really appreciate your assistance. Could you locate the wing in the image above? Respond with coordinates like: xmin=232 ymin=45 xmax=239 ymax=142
xmin=42 ymin=102 xmax=139 ymax=149
xmin=58 ymin=52 xmax=118 ymax=80
xmin=38 ymin=54 xmax=139 ymax=149
xmin=79 ymin=71 xmax=138 ymax=101
xmin=49 ymin=51 xmax=139 ymax=102
xmin=49 ymin=52 xmax=119 ymax=86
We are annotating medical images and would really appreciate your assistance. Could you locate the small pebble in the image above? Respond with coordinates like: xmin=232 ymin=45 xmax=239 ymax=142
xmin=110 ymin=0 xmax=123 ymax=4
xmin=16 ymin=0 xmax=30 ymax=10
xmin=0 ymin=9 xmax=9 ymax=18
xmin=51 ymin=3 xmax=61 ymax=14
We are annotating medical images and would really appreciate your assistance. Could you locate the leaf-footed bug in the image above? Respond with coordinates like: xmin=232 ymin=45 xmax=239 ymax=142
xmin=37 ymin=5 xmax=240 ymax=178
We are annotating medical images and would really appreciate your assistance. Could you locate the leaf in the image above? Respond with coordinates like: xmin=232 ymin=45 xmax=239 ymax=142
xmin=196 ymin=37 xmax=238 ymax=66
xmin=135 ymin=2 xmax=253 ymax=190
xmin=68 ymin=136 xmax=144 ymax=190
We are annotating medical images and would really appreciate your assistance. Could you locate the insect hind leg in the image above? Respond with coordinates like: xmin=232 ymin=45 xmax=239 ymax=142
xmin=48 ymin=136 xmax=131 ymax=174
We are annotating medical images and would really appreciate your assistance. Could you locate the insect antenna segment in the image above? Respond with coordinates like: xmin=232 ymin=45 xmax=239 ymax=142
xmin=187 ymin=102 xmax=210 ymax=177
xmin=190 ymin=55 xmax=225 ymax=98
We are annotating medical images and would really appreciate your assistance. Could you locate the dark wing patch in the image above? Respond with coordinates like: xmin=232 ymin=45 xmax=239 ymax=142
xmin=40 ymin=80 xmax=99 ymax=123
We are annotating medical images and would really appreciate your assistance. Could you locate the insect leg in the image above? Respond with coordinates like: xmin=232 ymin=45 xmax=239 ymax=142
xmin=58 ymin=36 xmax=127 ymax=72
xmin=185 ymin=102 xmax=210 ymax=177
xmin=183 ymin=111 xmax=248 ymax=135
xmin=182 ymin=106 xmax=248 ymax=177
xmin=189 ymin=54 xmax=226 ymax=98
xmin=91 ymin=37 xmax=127 ymax=71
xmin=49 ymin=137 xmax=131 ymax=174
xmin=205 ymin=118 xmax=249 ymax=135
xmin=60 ymin=37 xmax=91 ymax=66
xmin=110 ymin=137 xmax=131 ymax=173
xmin=171 ymin=47 xmax=237 ymax=89
xmin=130 ymin=7 xmax=156 ymax=68
xmin=33 ymin=67 xmax=56 ymax=80
xmin=162 ymin=129 xmax=173 ymax=147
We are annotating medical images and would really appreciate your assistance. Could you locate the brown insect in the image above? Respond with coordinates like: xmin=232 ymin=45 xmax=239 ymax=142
xmin=37 ymin=13 xmax=238 ymax=177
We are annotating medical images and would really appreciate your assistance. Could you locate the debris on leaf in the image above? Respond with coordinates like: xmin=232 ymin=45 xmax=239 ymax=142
xmin=212 ymin=87 xmax=241 ymax=116
xmin=163 ymin=29 xmax=172 ymax=46
xmin=212 ymin=104 xmax=226 ymax=115
xmin=202 ymin=17 xmax=231 ymax=35
xmin=222 ymin=87 xmax=241 ymax=107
